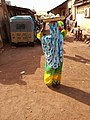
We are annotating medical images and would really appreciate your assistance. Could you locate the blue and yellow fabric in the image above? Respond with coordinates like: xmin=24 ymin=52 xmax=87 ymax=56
xmin=41 ymin=22 xmax=64 ymax=87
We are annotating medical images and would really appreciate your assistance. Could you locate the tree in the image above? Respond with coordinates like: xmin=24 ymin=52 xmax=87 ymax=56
xmin=1 ymin=0 xmax=11 ymax=42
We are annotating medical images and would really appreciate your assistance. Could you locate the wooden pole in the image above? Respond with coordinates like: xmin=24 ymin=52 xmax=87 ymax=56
xmin=1 ymin=0 xmax=11 ymax=42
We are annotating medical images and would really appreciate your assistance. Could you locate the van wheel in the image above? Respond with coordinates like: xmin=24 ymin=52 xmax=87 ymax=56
xmin=28 ymin=42 xmax=34 ymax=47
xmin=11 ymin=42 xmax=17 ymax=47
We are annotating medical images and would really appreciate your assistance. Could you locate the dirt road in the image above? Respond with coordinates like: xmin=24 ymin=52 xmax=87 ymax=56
xmin=0 ymin=33 xmax=90 ymax=120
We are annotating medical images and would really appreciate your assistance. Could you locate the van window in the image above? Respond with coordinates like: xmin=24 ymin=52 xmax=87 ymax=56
xmin=16 ymin=24 xmax=25 ymax=30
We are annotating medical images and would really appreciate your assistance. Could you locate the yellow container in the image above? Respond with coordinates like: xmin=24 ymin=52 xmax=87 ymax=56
xmin=37 ymin=31 xmax=43 ymax=40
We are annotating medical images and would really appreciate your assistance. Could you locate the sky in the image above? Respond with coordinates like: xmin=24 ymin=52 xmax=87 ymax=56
xmin=9 ymin=0 xmax=66 ymax=12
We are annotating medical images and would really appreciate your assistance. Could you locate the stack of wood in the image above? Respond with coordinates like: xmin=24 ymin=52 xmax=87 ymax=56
xmin=43 ymin=17 xmax=65 ymax=23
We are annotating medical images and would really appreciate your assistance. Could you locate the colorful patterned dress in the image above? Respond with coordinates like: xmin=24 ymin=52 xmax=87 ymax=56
xmin=41 ymin=22 xmax=64 ymax=87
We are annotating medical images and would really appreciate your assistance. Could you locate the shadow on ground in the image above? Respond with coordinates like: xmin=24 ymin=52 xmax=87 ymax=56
xmin=49 ymin=84 xmax=90 ymax=106
xmin=64 ymin=54 xmax=90 ymax=64
xmin=0 ymin=45 xmax=43 ymax=85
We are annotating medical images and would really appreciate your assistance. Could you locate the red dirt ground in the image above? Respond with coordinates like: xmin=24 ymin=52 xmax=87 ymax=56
xmin=0 ymin=32 xmax=90 ymax=120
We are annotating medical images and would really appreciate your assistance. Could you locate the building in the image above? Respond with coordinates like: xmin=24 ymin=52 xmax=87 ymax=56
xmin=0 ymin=3 xmax=36 ymax=46
xmin=7 ymin=5 xmax=36 ymax=18
xmin=47 ymin=0 xmax=90 ymax=35
xmin=73 ymin=0 xmax=90 ymax=34
xmin=6 ymin=1 xmax=11 ymax=5
xmin=47 ymin=0 xmax=72 ymax=17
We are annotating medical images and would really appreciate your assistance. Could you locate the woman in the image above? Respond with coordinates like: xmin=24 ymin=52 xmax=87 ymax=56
xmin=41 ymin=21 xmax=64 ymax=88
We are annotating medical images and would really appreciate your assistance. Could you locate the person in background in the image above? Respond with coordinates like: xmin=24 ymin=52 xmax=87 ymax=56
xmin=66 ymin=15 xmax=71 ymax=31
xmin=63 ymin=16 xmax=67 ymax=30
xmin=41 ymin=21 xmax=64 ymax=88
xmin=71 ymin=19 xmax=77 ymax=33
